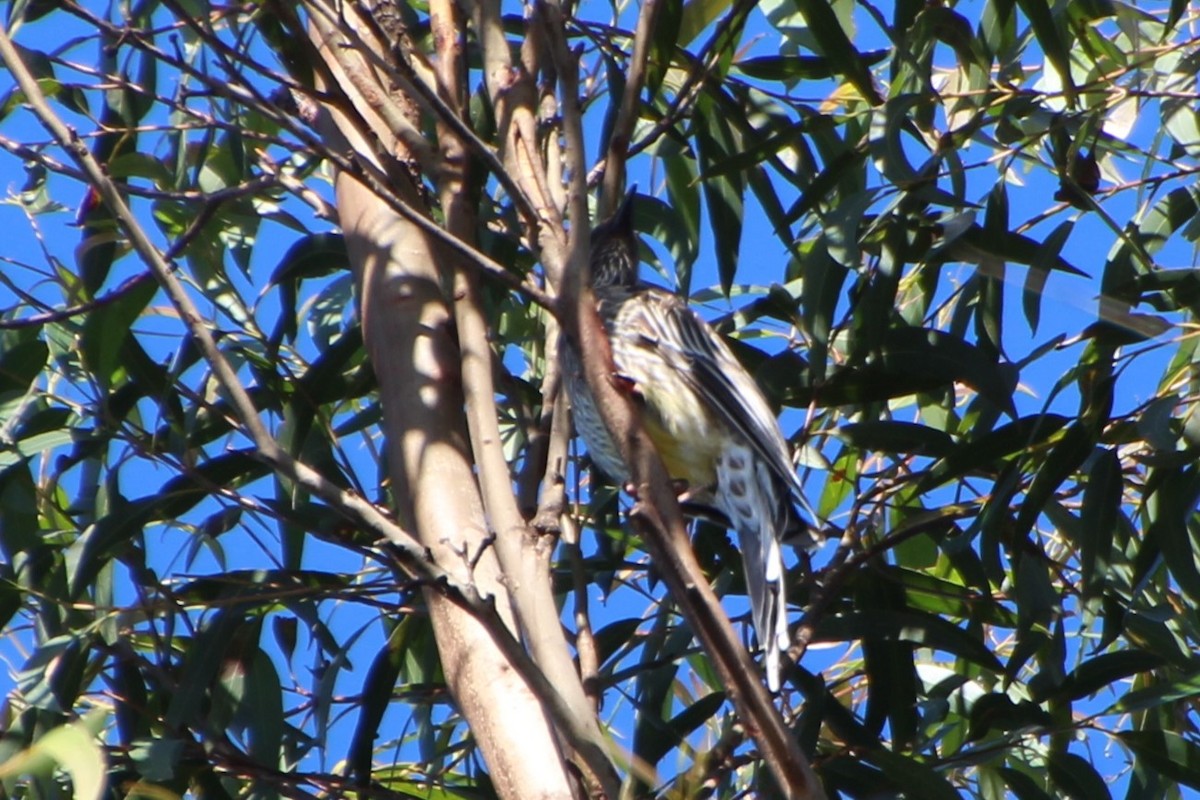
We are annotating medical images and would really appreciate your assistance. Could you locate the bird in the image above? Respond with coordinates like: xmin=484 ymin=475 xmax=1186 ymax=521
xmin=560 ymin=190 xmax=820 ymax=692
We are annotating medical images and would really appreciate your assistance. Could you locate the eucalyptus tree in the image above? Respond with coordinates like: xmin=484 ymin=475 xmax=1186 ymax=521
xmin=2 ymin=1 xmax=1200 ymax=798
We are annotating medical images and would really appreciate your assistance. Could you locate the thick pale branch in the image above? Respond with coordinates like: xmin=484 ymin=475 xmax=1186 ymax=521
xmin=303 ymin=0 xmax=537 ymax=229
xmin=306 ymin=3 xmax=442 ymax=171
xmin=461 ymin=0 xmax=571 ymax=284
xmin=321 ymin=98 xmax=610 ymax=800
xmin=340 ymin=0 xmax=540 ymax=228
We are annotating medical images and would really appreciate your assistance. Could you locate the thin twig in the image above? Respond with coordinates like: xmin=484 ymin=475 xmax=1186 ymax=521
xmin=599 ymin=0 xmax=662 ymax=214
xmin=0 ymin=270 xmax=153 ymax=329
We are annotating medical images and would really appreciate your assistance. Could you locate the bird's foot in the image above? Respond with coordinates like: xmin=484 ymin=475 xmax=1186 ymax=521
xmin=671 ymin=479 xmax=695 ymax=499
xmin=612 ymin=372 xmax=639 ymax=396
xmin=622 ymin=479 xmax=692 ymax=500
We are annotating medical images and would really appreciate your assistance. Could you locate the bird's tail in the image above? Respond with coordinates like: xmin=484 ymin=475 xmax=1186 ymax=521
xmin=718 ymin=449 xmax=792 ymax=692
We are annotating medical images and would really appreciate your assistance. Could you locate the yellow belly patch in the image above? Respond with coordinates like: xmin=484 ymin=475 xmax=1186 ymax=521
xmin=640 ymin=388 xmax=721 ymax=490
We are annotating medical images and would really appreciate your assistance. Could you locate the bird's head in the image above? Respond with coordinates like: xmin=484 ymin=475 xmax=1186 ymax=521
xmin=588 ymin=189 xmax=638 ymax=288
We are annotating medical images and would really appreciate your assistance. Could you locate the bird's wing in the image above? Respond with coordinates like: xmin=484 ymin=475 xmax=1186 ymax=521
xmin=631 ymin=291 xmax=812 ymax=516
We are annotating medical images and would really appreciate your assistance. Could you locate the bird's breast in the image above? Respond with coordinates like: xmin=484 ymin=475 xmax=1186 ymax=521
xmin=604 ymin=297 xmax=723 ymax=490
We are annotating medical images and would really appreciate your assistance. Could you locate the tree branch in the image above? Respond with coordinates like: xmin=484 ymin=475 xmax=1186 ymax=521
xmin=598 ymin=0 xmax=662 ymax=214
xmin=459 ymin=0 xmax=571 ymax=286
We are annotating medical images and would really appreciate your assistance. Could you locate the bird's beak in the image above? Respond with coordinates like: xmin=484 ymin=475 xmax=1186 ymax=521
xmin=615 ymin=187 xmax=636 ymax=232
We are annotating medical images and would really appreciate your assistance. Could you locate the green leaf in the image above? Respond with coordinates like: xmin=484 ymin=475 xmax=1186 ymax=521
xmin=799 ymin=238 xmax=847 ymax=382
xmin=1048 ymin=751 xmax=1111 ymax=800
xmin=922 ymin=413 xmax=1068 ymax=489
xmin=598 ymin=49 xmax=628 ymax=164
xmin=734 ymin=50 xmax=888 ymax=83
xmin=80 ymin=276 xmax=158 ymax=389
xmin=790 ymin=0 xmax=882 ymax=104
xmin=0 ymin=339 xmax=49 ymax=399
xmin=819 ymin=754 xmax=890 ymax=795
xmin=643 ymin=691 xmax=726 ymax=766
xmin=894 ymin=566 xmax=1017 ymax=626
xmin=0 ymin=709 xmax=108 ymax=800
xmin=632 ymin=609 xmax=689 ymax=772
xmin=791 ymin=665 xmax=878 ymax=749
xmin=593 ymin=618 xmax=643 ymax=667
xmin=864 ymin=632 xmax=918 ymax=744
xmin=869 ymin=95 xmax=929 ymax=188
xmin=0 ymin=578 xmax=19 ymax=632
xmin=646 ymin=0 xmax=682 ymax=98
xmin=129 ymin=737 xmax=184 ymax=782
xmin=1078 ymin=447 xmax=1120 ymax=602
xmin=862 ymin=747 xmax=960 ymax=800
xmin=1161 ymin=52 xmax=1200 ymax=158
xmin=240 ymin=649 xmax=283 ymax=766
xmin=636 ymin=194 xmax=698 ymax=293
xmin=1023 ymin=220 xmax=1076 ymax=334
xmin=1116 ymin=672 xmax=1200 ymax=714
xmin=967 ymin=692 xmax=1052 ymax=740
xmin=17 ymin=635 xmax=82 ymax=714
xmin=1119 ymin=730 xmax=1200 ymax=789
xmin=677 ymin=0 xmax=730 ymax=46
xmin=1016 ymin=0 xmax=1076 ymax=104
xmin=812 ymin=608 xmax=1003 ymax=673
xmin=1038 ymin=650 xmax=1164 ymax=704
xmin=1166 ymin=0 xmax=1189 ymax=34
xmin=106 ymin=152 xmax=177 ymax=187
xmin=349 ymin=619 xmax=406 ymax=784
xmin=1146 ymin=465 xmax=1200 ymax=606
xmin=67 ymin=449 xmax=270 ymax=597
xmin=949 ymin=224 xmax=1087 ymax=276
xmin=171 ymin=569 xmax=352 ymax=605
xmin=999 ymin=766 xmax=1054 ymax=800
xmin=695 ymin=103 xmax=745 ymax=294
xmin=663 ymin=144 xmax=702 ymax=294
xmin=0 ymin=44 xmax=88 ymax=119
xmin=166 ymin=609 xmax=244 ymax=730
xmin=1012 ymin=423 xmax=1095 ymax=540
xmin=1103 ymin=185 xmax=1200 ymax=300
xmin=838 ymin=420 xmax=955 ymax=457
xmin=127 ymin=47 xmax=157 ymax=122
xmin=815 ymin=326 xmax=1017 ymax=414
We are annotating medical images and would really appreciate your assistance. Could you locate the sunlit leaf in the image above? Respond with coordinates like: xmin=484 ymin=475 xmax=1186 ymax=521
xmin=0 ymin=709 xmax=108 ymax=800
xmin=1016 ymin=0 xmax=1077 ymax=104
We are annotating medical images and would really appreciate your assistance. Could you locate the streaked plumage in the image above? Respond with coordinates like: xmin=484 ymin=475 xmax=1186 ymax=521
xmin=561 ymin=192 xmax=818 ymax=691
